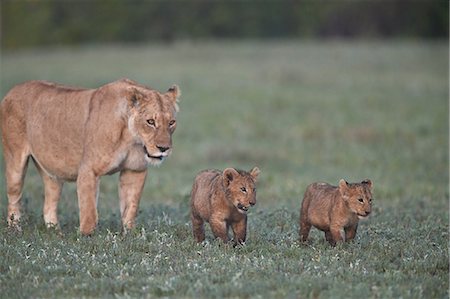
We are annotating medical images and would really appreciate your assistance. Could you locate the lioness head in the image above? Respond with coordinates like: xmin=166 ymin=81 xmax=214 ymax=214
xmin=223 ymin=167 xmax=260 ymax=214
xmin=339 ymin=179 xmax=373 ymax=219
xmin=127 ymin=84 xmax=180 ymax=166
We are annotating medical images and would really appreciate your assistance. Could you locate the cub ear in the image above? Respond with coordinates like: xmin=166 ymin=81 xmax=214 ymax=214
xmin=250 ymin=167 xmax=260 ymax=181
xmin=339 ymin=179 xmax=349 ymax=197
xmin=167 ymin=84 xmax=181 ymax=101
xmin=361 ymin=179 xmax=373 ymax=189
xmin=128 ymin=88 xmax=145 ymax=108
xmin=223 ymin=168 xmax=239 ymax=187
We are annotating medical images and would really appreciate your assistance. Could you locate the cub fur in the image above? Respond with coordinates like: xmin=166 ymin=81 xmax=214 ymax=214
xmin=0 ymin=79 xmax=180 ymax=235
xmin=299 ymin=179 xmax=373 ymax=246
xmin=190 ymin=167 xmax=260 ymax=245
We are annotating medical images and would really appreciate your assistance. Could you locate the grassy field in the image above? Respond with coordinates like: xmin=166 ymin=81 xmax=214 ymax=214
xmin=0 ymin=40 xmax=448 ymax=298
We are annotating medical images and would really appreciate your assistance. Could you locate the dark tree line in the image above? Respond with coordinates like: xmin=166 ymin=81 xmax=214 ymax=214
xmin=2 ymin=0 xmax=448 ymax=49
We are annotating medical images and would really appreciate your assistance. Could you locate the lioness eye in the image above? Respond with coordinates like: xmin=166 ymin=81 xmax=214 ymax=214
xmin=169 ymin=120 xmax=176 ymax=126
xmin=240 ymin=187 xmax=247 ymax=193
xmin=147 ymin=119 xmax=155 ymax=126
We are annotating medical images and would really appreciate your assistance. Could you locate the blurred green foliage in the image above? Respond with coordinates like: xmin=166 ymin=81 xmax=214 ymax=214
xmin=2 ymin=0 xmax=448 ymax=49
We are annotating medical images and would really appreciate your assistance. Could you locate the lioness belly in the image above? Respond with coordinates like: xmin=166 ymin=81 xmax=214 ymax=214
xmin=30 ymin=148 xmax=81 ymax=181
xmin=25 ymin=88 xmax=92 ymax=181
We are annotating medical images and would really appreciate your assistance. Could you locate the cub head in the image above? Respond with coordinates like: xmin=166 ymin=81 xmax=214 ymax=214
xmin=223 ymin=167 xmax=260 ymax=214
xmin=127 ymin=84 xmax=180 ymax=166
xmin=339 ymin=179 xmax=373 ymax=219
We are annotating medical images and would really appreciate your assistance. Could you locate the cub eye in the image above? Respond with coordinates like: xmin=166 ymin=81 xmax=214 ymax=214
xmin=369 ymin=198 xmax=373 ymax=203
xmin=358 ymin=198 xmax=364 ymax=203
xmin=240 ymin=187 xmax=247 ymax=193
xmin=147 ymin=119 xmax=155 ymax=127
xmin=169 ymin=120 xmax=176 ymax=126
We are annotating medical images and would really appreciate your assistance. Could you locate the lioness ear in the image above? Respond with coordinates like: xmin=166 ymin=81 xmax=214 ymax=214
xmin=362 ymin=179 xmax=373 ymax=189
xmin=167 ymin=85 xmax=181 ymax=101
xmin=128 ymin=88 xmax=145 ymax=108
xmin=223 ymin=168 xmax=239 ymax=187
xmin=339 ymin=179 xmax=349 ymax=197
xmin=250 ymin=167 xmax=260 ymax=181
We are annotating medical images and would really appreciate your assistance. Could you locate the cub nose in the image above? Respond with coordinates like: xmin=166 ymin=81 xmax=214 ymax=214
xmin=157 ymin=145 xmax=170 ymax=153
xmin=365 ymin=210 xmax=371 ymax=216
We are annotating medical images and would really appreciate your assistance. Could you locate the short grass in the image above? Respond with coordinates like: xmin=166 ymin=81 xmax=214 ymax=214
xmin=0 ymin=40 xmax=448 ymax=298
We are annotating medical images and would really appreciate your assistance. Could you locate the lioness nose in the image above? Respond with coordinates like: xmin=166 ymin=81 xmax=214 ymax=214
xmin=157 ymin=145 xmax=170 ymax=152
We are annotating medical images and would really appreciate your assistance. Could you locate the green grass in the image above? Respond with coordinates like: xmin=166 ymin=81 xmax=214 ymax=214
xmin=0 ymin=40 xmax=448 ymax=298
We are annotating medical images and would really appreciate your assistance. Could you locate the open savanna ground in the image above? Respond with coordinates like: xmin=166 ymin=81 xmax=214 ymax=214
xmin=0 ymin=40 xmax=448 ymax=298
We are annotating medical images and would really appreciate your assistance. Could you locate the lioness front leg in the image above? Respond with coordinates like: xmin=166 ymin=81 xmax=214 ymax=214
xmin=231 ymin=217 xmax=247 ymax=245
xmin=77 ymin=169 xmax=100 ymax=235
xmin=119 ymin=169 xmax=147 ymax=232
xmin=40 ymin=171 xmax=63 ymax=228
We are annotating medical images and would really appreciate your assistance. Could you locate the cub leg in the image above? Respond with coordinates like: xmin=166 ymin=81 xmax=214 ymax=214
xmin=191 ymin=212 xmax=205 ymax=242
xmin=345 ymin=224 xmax=358 ymax=242
xmin=209 ymin=215 xmax=229 ymax=243
xmin=4 ymin=149 xmax=29 ymax=229
xmin=36 ymin=163 xmax=63 ymax=228
xmin=325 ymin=230 xmax=334 ymax=244
xmin=231 ymin=217 xmax=247 ymax=245
xmin=299 ymin=196 xmax=312 ymax=242
xmin=118 ymin=169 xmax=147 ymax=232
xmin=329 ymin=224 xmax=345 ymax=246
xmin=299 ymin=218 xmax=312 ymax=242
xmin=76 ymin=168 xmax=100 ymax=235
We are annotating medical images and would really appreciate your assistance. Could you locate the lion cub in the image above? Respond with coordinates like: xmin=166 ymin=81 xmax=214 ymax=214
xmin=191 ymin=167 xmax=260 ymax=245
xmin=299 ymin=179 xmax=373 ymax=246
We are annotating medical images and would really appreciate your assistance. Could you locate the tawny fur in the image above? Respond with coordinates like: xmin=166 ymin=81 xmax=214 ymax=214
xmin=190 ymin=167 xmax=260 ymax=245
xmin=299 ymin=179 xmax=373 ymax=246
xmin=0 ymin=79 xmax=180 ymax=235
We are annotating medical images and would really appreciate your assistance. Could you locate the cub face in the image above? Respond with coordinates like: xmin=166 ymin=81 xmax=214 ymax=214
xmin=339 ymin=179 xmax=373 ymax=219
xmin=223 ymin=167 xmax=260 ymax=214
xmin=128 ymin=85 xmax=180 ymax=165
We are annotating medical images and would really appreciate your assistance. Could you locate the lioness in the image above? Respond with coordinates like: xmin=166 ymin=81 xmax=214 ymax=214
xmin=190 ymin=167 xmax=260 ymax=245
xmin=0 ymin=79 xmax=180 ymax=235
xmin=299 ymin=179 xmax=373 ymax=246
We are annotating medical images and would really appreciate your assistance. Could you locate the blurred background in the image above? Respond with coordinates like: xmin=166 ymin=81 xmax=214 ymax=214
xmin=2 ymin=0 xmax=448 ymax=49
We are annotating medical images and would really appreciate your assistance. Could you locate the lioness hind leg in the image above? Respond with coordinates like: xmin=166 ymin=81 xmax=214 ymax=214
xmin=119 ymin=169 xmax=147 ymax=232
xmin=4 ymin=149 xmax=30 ymax=229
xmin=35 ymin=162 xmax=63 ymax=228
